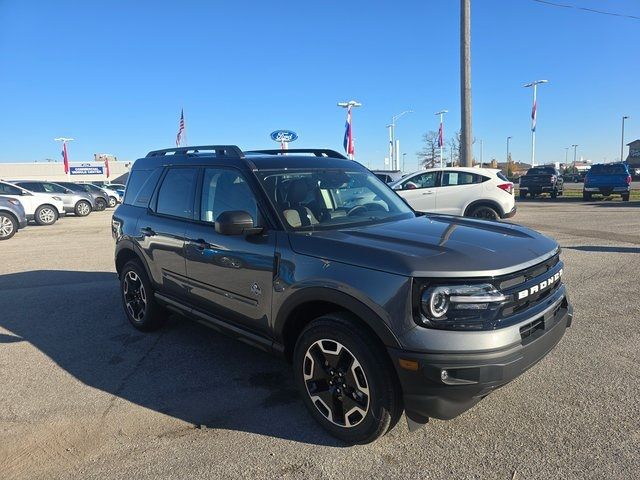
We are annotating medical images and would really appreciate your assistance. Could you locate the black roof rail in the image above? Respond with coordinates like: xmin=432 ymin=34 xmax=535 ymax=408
xmin=146 ymin=145 xmax=244 ymax=158
xmin=246 ymin=148 xmax=348 ymax=159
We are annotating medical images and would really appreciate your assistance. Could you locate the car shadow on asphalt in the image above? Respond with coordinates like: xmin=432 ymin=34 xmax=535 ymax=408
xmin=0 ymin=270 xmax=343 ymax=447
xmin=564 ymin=246 xmax=640 ymax=254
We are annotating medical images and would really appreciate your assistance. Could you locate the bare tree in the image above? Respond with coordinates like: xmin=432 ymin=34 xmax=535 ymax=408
xmin=417 ymin=131 xmax=441 ymax=168
xmin=448 ymin=131 xmax=462 ymax=166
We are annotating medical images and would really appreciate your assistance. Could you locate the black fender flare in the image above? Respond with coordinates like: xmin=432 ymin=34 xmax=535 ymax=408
xmin=274 ymin=287 xmax=402 ymax=349
xmin=114 ymin=240 xmax=155 ymax=286
xmin=464 ymin=199 xmax=505 ymax=217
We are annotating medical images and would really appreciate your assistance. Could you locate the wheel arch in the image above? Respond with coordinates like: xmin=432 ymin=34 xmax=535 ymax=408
xmin=115 ymin=244 xmax=153 ymax=283
xmin=275 ymin=287 xmax=401 ymax=362
xmin=463 ymin=198 xmax=505 ymax=218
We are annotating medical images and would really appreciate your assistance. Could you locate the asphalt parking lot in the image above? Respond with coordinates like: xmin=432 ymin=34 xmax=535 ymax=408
xmin=1 ymin=199 xmax=639 ymax=480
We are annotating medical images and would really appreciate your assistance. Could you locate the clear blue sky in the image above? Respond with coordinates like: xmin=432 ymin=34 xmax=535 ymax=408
xmin=1 ymin=0 xmax=638 ymax=170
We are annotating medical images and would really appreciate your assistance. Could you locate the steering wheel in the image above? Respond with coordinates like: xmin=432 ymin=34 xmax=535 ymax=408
xmin=347 ymin=205 xmax=368 ymax=216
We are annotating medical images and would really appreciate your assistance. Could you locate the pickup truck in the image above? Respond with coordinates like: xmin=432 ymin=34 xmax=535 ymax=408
xmin=519 ymin=166 xmax=564 ymax=199
xmin=583 ymin=163 xmax=632 ymax=201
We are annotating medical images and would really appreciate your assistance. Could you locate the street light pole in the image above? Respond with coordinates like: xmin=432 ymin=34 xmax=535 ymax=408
xmin=621 ymin=116 xmax=629 ymax=162
xmin=337 ymin=100 xmax=362 ymax=160
xmin=402 ymin=153 xmax=407 ymax=172
xmin=523 ymin=79 xmax=548 ymax=168
xmin=572 ymin=144 xmax=578 ymax=173
xmin=565 ymin=147 xmax=569 ymax=166
xmin=507 ymin=136 xmax=512 ymax=162
xmin=390 ymin=110 xmax=413 ymax=170
xmin=480 ymin=139 xmax=483 ymax=167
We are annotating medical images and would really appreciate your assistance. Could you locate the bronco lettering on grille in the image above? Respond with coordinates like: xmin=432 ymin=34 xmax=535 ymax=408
xmin=517 ymin=269 xmax=563 ymax=300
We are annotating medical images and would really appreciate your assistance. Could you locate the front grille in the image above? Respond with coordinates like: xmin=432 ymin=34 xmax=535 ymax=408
xmin=498 ymin=254 xmax=563 ymax=317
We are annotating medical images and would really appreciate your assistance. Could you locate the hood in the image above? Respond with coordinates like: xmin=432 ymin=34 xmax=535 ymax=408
xmin=287 ymin=215 xmax=559 ymax=278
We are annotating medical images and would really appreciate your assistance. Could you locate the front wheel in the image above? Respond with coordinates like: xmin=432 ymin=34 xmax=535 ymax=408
xmin=120 ymin=260 xmax=165 ymax=331
xmin=0 ymin=213 xmax=17 ymax=240
xmin=108 ymin=196 xmax=117 ymax=208
xmin=94 ymin=198 xmax=107 ymax=211
xmin=34 ymin=205 xmax=58 ymax=225
xmin=74 ymin=200 xmax=92 ymax=217
xmin=293 ymin=314 xmax=402 ymax=444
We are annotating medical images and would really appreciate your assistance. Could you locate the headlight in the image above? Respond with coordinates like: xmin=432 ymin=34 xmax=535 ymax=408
xmin=420 ymin=283 xmax=507 ymax=327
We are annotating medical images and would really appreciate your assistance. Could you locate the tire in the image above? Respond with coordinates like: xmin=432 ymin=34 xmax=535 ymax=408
xmin=108 ymin=196 xmax=117 ymax=208
xmin=34 ymin=205 xmax=58 ymax=225
xmin=74 ymin=200 xmax=92 ymax=217
xmin=293 ymin=314 xmax=403 ymax=444
xmin=120 ymin=260 xmax=165 ymax=331
xmin=0 ymin=212 xmax=17 ymax=240
xmin=622 ymin=194 xmax=630 ymax=202
xmin=94 ymin=198 xmax=107 ymax=211
xmin=519 ymin=191 xmax=527 ymax=199
xmin=551 ymin=189 xmax=558 ymax=199
xmin=583 ymin=192 xmax=592 ymax=201
xmin=468 ymin=205 xmax=500 ymax=221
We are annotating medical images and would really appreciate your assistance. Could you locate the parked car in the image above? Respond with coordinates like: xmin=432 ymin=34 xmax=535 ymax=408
xmin=583 ymin=163 xmax=632 ymax=201
xmin=371 ymin=170 xmax=406 ymax=184
xmin=389 ymin=167 xmax=516 ymax=220
xmin=56 ymin=182 xmax=108 ymax=211
xmin=562 ymin=173 xmax=584 ymax=183
xmin=113 ymin=145 xmax=571 ymax=443
xmin=11 ymin=180 xmax=93 ymax=217
xmin=519 ymin=166 xmax=564 ymax=198
xmin=0 ymin=180 xmax=65 ymax=225
xmin=0 ymin=196 xmax=27 ymax=240
xmin=101 ymin=185 xmax=122 ymax=207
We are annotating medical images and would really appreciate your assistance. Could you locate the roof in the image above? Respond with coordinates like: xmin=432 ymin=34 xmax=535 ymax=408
xmin=133 ymin=145 xmax=361 ymax=171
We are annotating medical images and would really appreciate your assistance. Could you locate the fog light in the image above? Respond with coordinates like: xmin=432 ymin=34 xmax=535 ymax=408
xmin=441 ymin=369 xmax=449 ymax=381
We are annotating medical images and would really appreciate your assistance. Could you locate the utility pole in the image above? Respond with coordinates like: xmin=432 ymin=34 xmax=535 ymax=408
xmin=572 ymin=144 xmax=578 ymax=173
xmin=523 ymin=79 xmax=548 ymax=167
xmin=621 ymin=116 xmax=629 ymax=162
xmin=402 ymin=153 xmax=407 ymax=172
xmin=480 ymin=139 xmax=483 ymax=167
xmin=460 ymin=0 xmax=473 ymax=167
xmin=507 ymin=136 xmax=512 ymax=162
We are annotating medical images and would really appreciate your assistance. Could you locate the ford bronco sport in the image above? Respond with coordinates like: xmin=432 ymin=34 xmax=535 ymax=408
xmin=112 ymin=145 xmax=573 ymax=444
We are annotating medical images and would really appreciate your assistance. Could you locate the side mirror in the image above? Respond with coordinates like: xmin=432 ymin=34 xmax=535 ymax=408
xmin=21 ymin=190 xmax=31 ymax=196
xmin=215 ymin=210 xmax=263 ymax=236
xmin=392 ymin=184 xmax=403 ymax=191
xmin=65 ymin=189 xmax=73 ymax=194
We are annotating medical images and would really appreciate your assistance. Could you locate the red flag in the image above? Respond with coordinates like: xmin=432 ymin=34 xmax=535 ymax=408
xmin=105 ymin=155 xmax=110 ymax=178
xmin=438 ymin=121 xmax=444 ymax=148
xmin=62 ymin=142 xmax=70 ymax=174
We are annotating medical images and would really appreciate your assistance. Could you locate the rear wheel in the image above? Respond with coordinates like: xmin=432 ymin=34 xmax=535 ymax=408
xmin=95 ymin=198 xmax=107 ymax=211
xmin=519 ymin=191 xmax=527 ymax=199
xmin=74 ymin=200 xmax=92 ymax=217
xmin=0 ymin=213 xmax=17 ymax=240
xmin=469 ymin=205 xmax=500 ymax=221
xmin=120 ymin=260 xmax=165 ymax=331
xmin=34 ymin=205 xmax=58 ymax=225
xmin=293 ymin=314 xmax=402 ymax=444
xmin=551 ymin=189 xmax=558 ymax=199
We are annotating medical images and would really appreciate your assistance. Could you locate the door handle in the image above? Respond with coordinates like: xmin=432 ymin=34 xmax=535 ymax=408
xmin=421 ymin=191 xmax=434 ymax=195
xmin=140 ymin=227 xmax=156 ymax=237
xmin=190 ymin=239 xmax=210 ymax=251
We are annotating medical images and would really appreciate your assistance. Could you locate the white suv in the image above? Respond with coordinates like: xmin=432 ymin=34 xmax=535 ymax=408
xmin=390 ymin=167 xmax=516 ymax=220
xmin=0 ymin=180 xmax=66 ymax=225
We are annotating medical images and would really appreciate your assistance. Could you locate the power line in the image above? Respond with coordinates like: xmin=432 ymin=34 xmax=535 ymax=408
xmin=532 ymin=0 xmax=640 ymax=21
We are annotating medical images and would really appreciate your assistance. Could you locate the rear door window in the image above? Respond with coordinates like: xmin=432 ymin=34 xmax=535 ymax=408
xmin=441 ymin=171 xmax=477 ymax=186
xmin=155 ymin=168 xmax=198 ymax=219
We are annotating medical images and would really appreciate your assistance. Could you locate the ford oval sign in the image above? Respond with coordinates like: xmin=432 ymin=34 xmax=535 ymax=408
xmin=270 ymin=130 xmax=298 ymax=143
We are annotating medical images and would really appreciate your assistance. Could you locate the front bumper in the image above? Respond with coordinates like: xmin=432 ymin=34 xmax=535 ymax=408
xmin=388 ymin=296 xmax=573 ymax=423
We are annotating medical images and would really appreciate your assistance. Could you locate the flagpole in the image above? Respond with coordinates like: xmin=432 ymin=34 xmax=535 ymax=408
xmin=524 ymin=79 xmax=548 ymax=168
xmin=435 ymin=110 xmax=448 ymax=168
xmin=337 ymin=100 xmax=361 ymax=161
xmin=183 ymin=109 xmax=187 ymax=147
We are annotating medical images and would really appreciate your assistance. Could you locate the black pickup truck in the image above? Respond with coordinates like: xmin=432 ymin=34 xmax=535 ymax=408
xmin=519 ymin=166 xmax=564 ymax=199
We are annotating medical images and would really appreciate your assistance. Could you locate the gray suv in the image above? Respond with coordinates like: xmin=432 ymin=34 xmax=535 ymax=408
xmin=56 ymin=182 xmax=108 ymax=211
xmin=112 ymin=146 xmax=573 ymax=444
xmin=12 ymin=181 xmax=93 ymax=217
xmin=0 ymin=196 xmax=27 ymax=240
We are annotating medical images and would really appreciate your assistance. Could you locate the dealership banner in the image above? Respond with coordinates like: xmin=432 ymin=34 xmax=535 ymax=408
xmin=69 ymin=163 xmax=105 ymax=175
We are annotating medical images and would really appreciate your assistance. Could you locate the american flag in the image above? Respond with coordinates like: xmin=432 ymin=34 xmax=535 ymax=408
xmin=61 ymin=142 xmax=69 ymax=174
xmin=438 ymin=120 xmax=444 ymax=148
xmin=176 ymin=109 xmax=185 ymax=146
xmin=343 ymin=106 xmax=354 ymax=158
xmin=531 ymin=100 xmax=537 ymax=132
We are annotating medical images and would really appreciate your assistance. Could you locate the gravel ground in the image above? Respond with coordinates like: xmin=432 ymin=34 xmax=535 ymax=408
xmin=1 ymin=199 xmax=639 ymax=480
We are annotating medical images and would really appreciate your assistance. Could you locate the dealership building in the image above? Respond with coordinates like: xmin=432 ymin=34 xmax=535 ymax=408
xmin=0 ymin=158 xmax=131 ymax=184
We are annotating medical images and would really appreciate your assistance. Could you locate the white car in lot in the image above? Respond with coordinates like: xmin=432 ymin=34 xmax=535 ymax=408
xmin=0 ymin=180 xmax=65 ymax=225
xmin=390 ymin=167 xmax=516 ymax=220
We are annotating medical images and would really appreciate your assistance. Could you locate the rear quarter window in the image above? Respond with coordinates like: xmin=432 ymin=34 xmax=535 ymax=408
xmin=123 ymin=168 xmax=163 ymax=207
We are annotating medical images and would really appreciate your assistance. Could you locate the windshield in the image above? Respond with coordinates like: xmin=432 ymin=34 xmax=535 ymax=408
xmin=257 ymin=168 xmax=414 ymax=231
